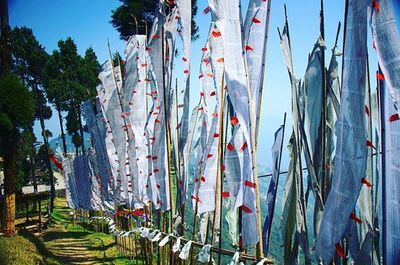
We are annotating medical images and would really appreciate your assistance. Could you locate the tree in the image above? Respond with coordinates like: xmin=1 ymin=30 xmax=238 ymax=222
xmin=111 ymin=0 xmax=199 ymax=41
xmin=0 ymin=75 xmax=35 ymax=235
xmin=10 ymin=27 xmax=56 ymax=211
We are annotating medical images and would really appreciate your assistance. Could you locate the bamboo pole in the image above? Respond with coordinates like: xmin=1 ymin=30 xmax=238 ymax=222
xmin=217 ymin=95 xmax=230 ymax=265
xmin=209 ymin=73 xmax=226 ymax=265
xmin=255 ymin=0 xmax=273 ymax=144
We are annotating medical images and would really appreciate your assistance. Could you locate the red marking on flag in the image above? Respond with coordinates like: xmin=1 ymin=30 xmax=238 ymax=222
xmin=373 ymin=41 xmax=376 ymax=50
xmin=144 ymin=78 xmax=151 ymax=82
xmin=222 ymin=192 xmax=230 ymax=198
xmin=49 ymin=155 xmax=63 ymax=171
xmin=146 ymin=155 xmax=151 ymax=159
xmin=141 ymin=63 xmax=148 ymax=67
xmin=361 ymin=178 xmax=373 ymax=188
xmin=211 ymin=31 xmax=221 ymax=37
xmin=153 ymin=34 xmax=160 ymax=39
xmin=200 ymin=92 xmax=205 ymax=97
xmin=212 ymin=112 xmax=218 ymax=118
xmin=252 ymin=17 xmax=261 ymax=24
xmin=179 ymin=180 xmax=183 ymax=188
xmin=198 ymin=107 xmax=204 ymax=111
xmin=149 ymin=137 xmax=155 ymax=141
xmin=207 ymin=73 xmax=214 ymax=78
xmin=155 ymin=119 xmax=161 ymax=124
xmin=203 ymin=6 xmax=210 ymax=14
xmin=367 ymin=140 xmax=376 ymax=149
xmin=200 ymin=176 xmax=206 ymax=182
xmin=231 ymin=116 xmax=239 ymax=126
xmin=201 ymin=47 xmax=208 ymax=52
xmin=175 ymin=15 xmax=180 ymax=20
xmin=207 ymin=153 xmax=214 ymax=158
xmin=191 ymin=195 xmax=201 ymax=203
xmin=156 ymin=184 xmax=161 ymax=189
xmin=365 ymin=105 xmax=370 ymax=116
xmin=210 ymin=91 xmax=216 ymax=96
xmin=217 ymin=57 xmax=224 ymax=63
xmin=176 ymin=123 xmax=181 ymax=129
xmin=203 ymin=58 xmax=210 ymax=64
xmin=350 ymin=213 xmax=363 ymax=224
xmin=244 ymin=180 xmax=256 ymax=188
xmin=213 ymin=133 xmax=219 ymax=138
xmin=182 ymin=57 xmax=188 ymax=62
xmin=166 ymin=56 xmax=170 ymax=61
xmin=240 ymin=142 xmax=248 ymax=152
xmin=184 ymin=69 xmax=189 ymax=74
xmin=154 ymin=169 xmax=160 ymax=173
xmin=335 ymin=243 xmax=345 ymax=257
xmin=152 ymin=156 xmax=158 ymax=160
xmin=221 ymin=164 xmax=225 ymax=172
xmin=389 ymin=113 xmax=400 ymax=122
xmin=241 ymin=205 xmax=253 ymax=214
xmin=372 ymin=0 xmax=380 ymax=12
xmin=245 ymin=45 xmax=254 ymax=51
xmin=177 ymin=104 xmax=184 ymax=108
xmin=227 ymin=143 xmax=235 ymax=152
xmin=377 ymin=73 xmax=385 ymax=80
xmin=146 ymin=47 xmax=152 ymax=51
xmin=156 ymin=105 xmax=161 ymax=110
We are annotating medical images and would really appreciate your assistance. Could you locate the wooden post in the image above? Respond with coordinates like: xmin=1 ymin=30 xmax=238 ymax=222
xmin=38 ymin=199 xmax=42 ymax=232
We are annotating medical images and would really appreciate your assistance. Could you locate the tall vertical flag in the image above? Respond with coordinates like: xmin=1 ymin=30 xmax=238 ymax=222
xmin=175 ymin=0 xmax=192 ymax=205
xmin=370 ymin=0 xmax=400 ymax=112
xmin=315 ymin=0 xmax=368 ymax=262
xmin=381 ymin=75 xmax=400 ymax=264
xmin=262 ymin=122 xmax=285 ymax=255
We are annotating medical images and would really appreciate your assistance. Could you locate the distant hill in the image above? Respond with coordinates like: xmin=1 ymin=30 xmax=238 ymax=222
xmin=49 ymin=132 xmax=91 ymax=153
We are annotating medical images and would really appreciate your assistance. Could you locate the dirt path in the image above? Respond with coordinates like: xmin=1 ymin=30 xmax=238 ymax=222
xmin=43 ymin=224 xmax=103 ymax=265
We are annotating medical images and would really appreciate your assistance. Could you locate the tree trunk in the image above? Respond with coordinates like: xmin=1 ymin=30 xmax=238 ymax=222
xmin=0 ymin=0 xmax=11 ymax=76
xmin=3 ymin=138 xmax=17 ymax=236
xmin=56 ymin=104 xmax=67 ymax=153
xmin=39 ymin=117 xmax=55 ymax=212
xmin=77 ymin=104 xmax=85 ymax=153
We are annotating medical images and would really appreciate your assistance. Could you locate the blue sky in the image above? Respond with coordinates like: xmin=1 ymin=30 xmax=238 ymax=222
xmin=9 ymin=0 xmax=399 ymax=170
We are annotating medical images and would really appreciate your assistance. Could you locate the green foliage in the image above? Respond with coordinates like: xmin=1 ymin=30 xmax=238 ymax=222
xmin=10 ymin=27 xmax=52 ymax=122
xmin=0 ymin=75 xmax=35 ymax=151
xmin=111 ymin=0 xmax=199 ymax=41
xmin=15 ymin=130 xmax=37 ymax=191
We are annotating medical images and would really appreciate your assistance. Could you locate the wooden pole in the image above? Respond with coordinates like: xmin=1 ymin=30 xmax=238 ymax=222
xmin=209 ymin=73 xmax=226 ymax=265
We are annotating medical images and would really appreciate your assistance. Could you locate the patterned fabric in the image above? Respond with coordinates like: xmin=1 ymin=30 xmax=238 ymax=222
xmin=315 ymin=0 xmax=368 ymax=262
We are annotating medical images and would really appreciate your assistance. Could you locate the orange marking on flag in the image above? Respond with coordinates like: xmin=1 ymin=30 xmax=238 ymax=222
xmin=211 ymin=31 xmax=221 ymax=37
xmin=217 ymin=57 xmax=224 ymax=62
xmin=361 ymin=178 xmax=373 ymax=188
xmin=231 ymin=116 xmax=239 ymax=126
xmin=377 ymin=73 xmax=385 ymax=80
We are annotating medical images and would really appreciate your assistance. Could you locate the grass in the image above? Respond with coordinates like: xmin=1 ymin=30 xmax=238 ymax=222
xmin=1 ymin=197 xmax=141 ymax=265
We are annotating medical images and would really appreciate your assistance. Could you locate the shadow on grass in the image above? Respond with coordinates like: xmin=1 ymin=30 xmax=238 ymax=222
xmin=42 ymin=230 xmax=90 ymax=242
xmin=19 ymin=229 xmax=62 ymax=264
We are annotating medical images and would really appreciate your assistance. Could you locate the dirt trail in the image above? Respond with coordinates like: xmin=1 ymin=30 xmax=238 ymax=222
xmin=43 ymin=224 xmax=102 ymax=265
